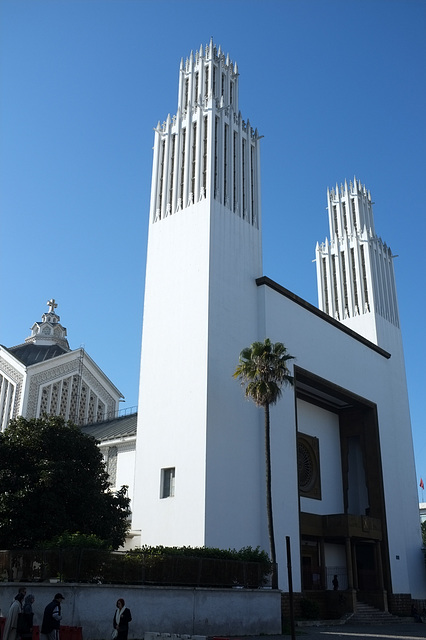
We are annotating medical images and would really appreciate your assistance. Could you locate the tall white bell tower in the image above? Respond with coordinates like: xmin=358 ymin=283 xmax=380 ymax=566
xmin=315 ymin=178 xmax=400 ymax=350
xmin=132 ymin=40 xmax=264 ymax=548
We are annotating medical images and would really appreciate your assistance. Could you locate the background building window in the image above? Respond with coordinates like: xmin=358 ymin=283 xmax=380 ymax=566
xmin=107 ymin=446 xmax=118 ymax=487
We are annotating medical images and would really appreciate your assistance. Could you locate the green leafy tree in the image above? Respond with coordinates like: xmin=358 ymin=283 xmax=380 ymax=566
xmin=422 ymin=520 xmax=426 ymax=546
xmin=0 ymin=415 xmax=131 ymax=549
xmin=42 ymin=531 xmax=111 ymax=550
xmin=233 ymin=338 xmax=294 ymax=589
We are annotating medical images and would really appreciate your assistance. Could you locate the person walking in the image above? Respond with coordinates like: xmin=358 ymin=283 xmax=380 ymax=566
xmin=20 ymin=593 xmax=35 ymax=639
xmin=12 ymin=587 xmax=26 ymax=604
xmin=113 ymin=598 xmax=132 ymax=640
xmin=41 ymin=593 xmax=65 ymax=640
xmin=2 ymin=593 xmax=24 ymax=640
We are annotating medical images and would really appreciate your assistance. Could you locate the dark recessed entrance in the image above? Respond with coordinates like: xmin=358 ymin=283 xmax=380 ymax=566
xmin=294 ymin=366 xmax=390 ymax=606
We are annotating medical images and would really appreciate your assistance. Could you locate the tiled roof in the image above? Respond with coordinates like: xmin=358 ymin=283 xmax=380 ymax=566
xmin=81 ymin=412 xmax=137 ymax=443
xmin=7 ymin=343 xmax=68 ymax=366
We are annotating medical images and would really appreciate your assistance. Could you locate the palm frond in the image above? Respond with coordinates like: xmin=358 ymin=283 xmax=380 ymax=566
xmin=234 ymin=338 xmax=295 ymax=407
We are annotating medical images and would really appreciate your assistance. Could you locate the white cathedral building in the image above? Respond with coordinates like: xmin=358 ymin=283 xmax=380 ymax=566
xmin=1 ymin=39 xmax=424 ymax=612
xmin=0 ymin=300 xmax=137 ymax=512
xmin=0 ymin=299 xmax=123 ymax=429
xmin=132 ymin=40 xmax=425 ymax=610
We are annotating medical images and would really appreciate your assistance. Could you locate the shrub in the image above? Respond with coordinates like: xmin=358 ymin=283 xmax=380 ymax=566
xmin=1 ymin=544 xmax=272 ymax=587
xmin=128 ymin=544 xmax=270 ymax=563
xmin=300 ymin=598 xmax=320 ymax=620
xmin=126 ymin=545 xmax=272 ymax=587
xmin=41 ymin=532 xmax=111 ymax=550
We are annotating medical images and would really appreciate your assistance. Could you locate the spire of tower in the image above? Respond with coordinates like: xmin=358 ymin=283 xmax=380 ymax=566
xmin=207 ymin=36 xmax=213 ymax=59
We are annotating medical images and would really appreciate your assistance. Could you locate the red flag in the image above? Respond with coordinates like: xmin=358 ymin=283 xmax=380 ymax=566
xmin=420 ymin=478 xmax=424 ymax=490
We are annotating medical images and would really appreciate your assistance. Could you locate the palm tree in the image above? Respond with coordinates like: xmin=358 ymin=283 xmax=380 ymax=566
xmin=233 ymin=338 xmax=294 ymax=589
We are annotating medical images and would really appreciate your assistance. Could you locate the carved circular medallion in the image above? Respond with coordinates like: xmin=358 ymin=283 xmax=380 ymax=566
xmin=298 ymin=440 xmax=316 ymax=493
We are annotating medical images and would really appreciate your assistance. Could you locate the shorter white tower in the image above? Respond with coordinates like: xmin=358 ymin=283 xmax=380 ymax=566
xmin=316 ymin=179 xmax=399 ymax=348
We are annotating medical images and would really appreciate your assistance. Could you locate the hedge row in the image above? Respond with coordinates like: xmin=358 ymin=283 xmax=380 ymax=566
xmin=0 ymin=546 xmax=272 ymax=588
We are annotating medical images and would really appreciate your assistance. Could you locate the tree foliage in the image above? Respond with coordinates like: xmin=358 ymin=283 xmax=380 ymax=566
xmin=0 ymin=415 xmax=131 ymax=549
xmin=128 ymin=544 xmax=271 ymax=564
xmin=234 ymin=338 xmax=294 ymax=407
xmin=41 ymin=531 xmax=112 ymax=550
xmin=234 ymin=338 xmax=294 ymax=589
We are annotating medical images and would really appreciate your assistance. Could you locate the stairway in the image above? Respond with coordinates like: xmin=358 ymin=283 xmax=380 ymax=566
xmin=346 ymin=600 xmax=404 ymax=625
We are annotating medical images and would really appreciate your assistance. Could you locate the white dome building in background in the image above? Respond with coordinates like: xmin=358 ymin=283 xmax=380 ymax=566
xmin=0 ymin=298 xmax=123 ymax=429
xmin=0 ymin=300 xmax=137 ymax=517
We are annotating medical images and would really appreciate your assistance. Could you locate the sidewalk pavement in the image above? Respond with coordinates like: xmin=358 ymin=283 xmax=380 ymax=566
xmin=241 ymin=620 xmax=426 ymax=639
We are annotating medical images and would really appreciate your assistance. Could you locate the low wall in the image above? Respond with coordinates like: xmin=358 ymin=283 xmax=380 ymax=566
xmin=0 ymin=583 xmax=281 ymax=639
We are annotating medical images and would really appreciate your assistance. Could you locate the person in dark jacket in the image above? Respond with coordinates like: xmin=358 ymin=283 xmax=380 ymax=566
xmin=113 ymin=598 xmax=132 ymax=640
xmin=41 ymin=593 xmax=64 ymax=640
xmin=20 ymin=594 xmax=35 ymax=640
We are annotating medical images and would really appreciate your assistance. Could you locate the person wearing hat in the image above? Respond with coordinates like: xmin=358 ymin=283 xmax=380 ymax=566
xmin=41 ymin=593 xmax=65 ymax=640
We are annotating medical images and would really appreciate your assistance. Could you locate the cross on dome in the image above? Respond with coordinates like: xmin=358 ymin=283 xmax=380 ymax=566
xmin=47 ymin=298 xmax=58 ymax=313
xmin=23 ymin=297 xmax=69 ymax=350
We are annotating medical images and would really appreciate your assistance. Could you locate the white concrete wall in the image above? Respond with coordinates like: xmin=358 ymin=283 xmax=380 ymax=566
xmin=134 ymin=202 xmax=211 ymax=546
xmin=204 ymin=205 xmax=264 ymax=551
xmin=373 ymin=320 xmax=423 ymax=599
xmin=298 ymin=399 xmax=343 ymax=516
xmin=116 ymin=445 xmax=136 ymax=505
xmin=324 ymin=543 xmax=346 ymax=568
xmin=340 ymin=313 xmax=378 ymax=345
xmin=134 ymin=194 xmax=265 ymax=553
xmin=261 ymin=283 xmax=425 ymax=597
xmin=0 ymin=584 xmax=281 ymax=639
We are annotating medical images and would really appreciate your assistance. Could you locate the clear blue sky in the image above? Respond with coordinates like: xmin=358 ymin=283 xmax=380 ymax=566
xmin=1 ymin=0 xmax=425 ymax=495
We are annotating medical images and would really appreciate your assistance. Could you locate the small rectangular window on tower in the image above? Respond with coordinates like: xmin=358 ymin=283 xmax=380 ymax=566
xmin=160 ymin=467 xmax=175 ymax=498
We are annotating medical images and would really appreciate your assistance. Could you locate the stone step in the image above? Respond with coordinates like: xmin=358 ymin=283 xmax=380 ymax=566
xmin=346 ymin=601 xmax=404 ymax=625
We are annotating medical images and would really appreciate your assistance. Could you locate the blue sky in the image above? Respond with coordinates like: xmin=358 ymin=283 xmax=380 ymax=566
xmin=1 ymin=0 xmax=425 ymax=495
